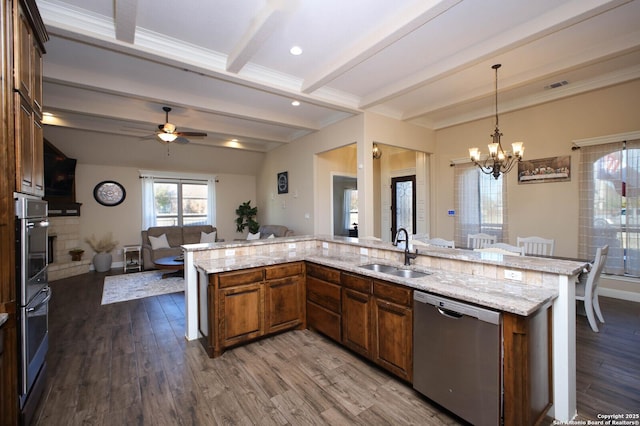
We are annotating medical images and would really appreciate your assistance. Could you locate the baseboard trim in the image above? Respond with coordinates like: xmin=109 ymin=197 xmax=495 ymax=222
xmin=599 ymin=287 xmax=640 ymax=303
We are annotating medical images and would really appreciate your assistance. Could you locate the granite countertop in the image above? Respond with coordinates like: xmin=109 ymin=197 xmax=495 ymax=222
xmin=0 ymin=313 xmax=8 ymax=327
xmin=185 ymin=234 xmax=588 ymax=276
xmin=194 ymin=247 xmax=558 ymax=316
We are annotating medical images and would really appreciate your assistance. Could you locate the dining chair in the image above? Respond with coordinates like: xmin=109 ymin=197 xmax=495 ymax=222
xmin=411 ymin=233 xmax=430 ymax=243
xmin=575 ymin=245 xmax=608 ymax=332
xmin=467 ymin=233 xmax=497 ymax=249
xmin=516 ymin=236 xmax=555 ymax=256
xmin=425 ymin=237 xmax=455 ymax=248
xmin=476 ymin=242 xmax=524 ymax=256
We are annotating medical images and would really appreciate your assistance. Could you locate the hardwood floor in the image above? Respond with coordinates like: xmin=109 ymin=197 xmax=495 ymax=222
xmin=32 ymin=272 xmax=640 ymax=425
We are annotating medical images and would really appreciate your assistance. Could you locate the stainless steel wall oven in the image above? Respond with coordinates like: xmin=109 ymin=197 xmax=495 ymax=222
xmin=15 ymin=193 xmax=51 ymax=414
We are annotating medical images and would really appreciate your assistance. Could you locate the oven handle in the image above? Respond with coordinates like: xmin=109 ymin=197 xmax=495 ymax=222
xmin=26 ymin=220 xmax=49 ymax=229
xmin=27 ymin=288 xmax=51 ymax=312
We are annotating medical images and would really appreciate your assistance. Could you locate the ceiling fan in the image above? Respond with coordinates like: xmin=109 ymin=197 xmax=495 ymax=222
xmin=151 ymin=106 xmax=207 ymax=144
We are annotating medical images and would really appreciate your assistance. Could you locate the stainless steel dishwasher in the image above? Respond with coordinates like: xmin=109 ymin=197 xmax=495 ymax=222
xmin=413 ymin=291 xmax=502 ymax=426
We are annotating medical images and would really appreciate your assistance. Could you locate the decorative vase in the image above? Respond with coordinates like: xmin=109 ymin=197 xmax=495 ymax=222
xmin=93 ymin=252 xmax=113 ymax=272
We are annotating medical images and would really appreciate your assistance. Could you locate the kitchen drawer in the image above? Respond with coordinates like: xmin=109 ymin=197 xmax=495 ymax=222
xmin=218 ymin=268 xmax=264 ymax=288
xmin=374 ymin=280 xmax=412 ymax=307
xmin=265 ymin=262 xmax=303 ymax=280
xmin=307 ymin=301 xmax=341 ymax=342
xmin=341 ymin=272 xmax=372 ymax=293
xmin=306 ymin=262 xmax=340 ymax=284
xmin=307 ymin=275 xmax=341 ymax=313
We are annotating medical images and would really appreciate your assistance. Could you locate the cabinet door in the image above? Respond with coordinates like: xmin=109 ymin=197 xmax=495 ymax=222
xmin=341 ymin=288 xmax=372 ymax=358
xmin=265 ymin=274 xmax=303 ymax=334
xmin=306 ymin=275 xmax=341 ymax=342
xmin=33 ymin=119 xmax=44 ymax=195
xmin=373 ymin=298 xmax=413 ymax=381
xmin=218 ymin=283 xmax=264 ymax=348
xmin=16 ymin=96 xmax=34 ymax=193
xmin=33 ymin=46 xmax=43 ymax=113
xmin=16 ymin=9 xmax=33 ymax=101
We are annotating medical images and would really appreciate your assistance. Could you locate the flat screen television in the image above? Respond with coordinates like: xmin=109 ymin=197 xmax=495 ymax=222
xmin=43 ymin=140 xmax=77 ymax=200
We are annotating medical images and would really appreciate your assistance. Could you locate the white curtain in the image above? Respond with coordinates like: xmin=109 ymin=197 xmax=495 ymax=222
xmin=454 ymin=163 xmax=507 ymax=248
xmin=579 ymin=139 xmax=640 ymax=277
xmin=207 ymin=176 xmax=217 ymax=226
xmin=141 ymin=176 xmax=156 ymax=229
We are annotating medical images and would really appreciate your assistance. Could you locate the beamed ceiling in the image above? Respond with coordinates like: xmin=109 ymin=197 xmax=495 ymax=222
xmin=37 ymin=0 xmax=640 ymax=155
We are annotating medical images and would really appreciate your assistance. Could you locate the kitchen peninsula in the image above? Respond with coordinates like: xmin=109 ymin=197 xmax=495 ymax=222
xmin=183 ymin=236 xmax=587 ymax=423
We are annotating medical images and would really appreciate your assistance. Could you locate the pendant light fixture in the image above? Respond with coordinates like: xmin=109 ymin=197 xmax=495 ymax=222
xmin=468 ymin=64 xmax=524 ymax=179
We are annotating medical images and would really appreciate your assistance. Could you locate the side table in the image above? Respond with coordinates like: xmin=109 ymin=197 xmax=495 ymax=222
xmin=123 ymin=245 xmax=142 ymax=273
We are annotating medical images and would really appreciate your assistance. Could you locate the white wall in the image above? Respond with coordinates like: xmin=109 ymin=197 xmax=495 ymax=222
xmin=73 ymin=164 xmax=255 ymax=255
xmin=257 ymin=114 xmax=364 ymax=236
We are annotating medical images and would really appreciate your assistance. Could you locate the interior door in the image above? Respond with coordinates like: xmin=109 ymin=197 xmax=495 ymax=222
xmin=391 ymin=175 xmax=416 ymax=241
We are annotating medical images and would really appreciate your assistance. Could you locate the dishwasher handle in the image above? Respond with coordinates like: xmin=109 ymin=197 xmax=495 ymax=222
xmin=414 ymin=291 xmax=501 ymax=325
xmin=436 ymin=307 xmax=464 ymax=319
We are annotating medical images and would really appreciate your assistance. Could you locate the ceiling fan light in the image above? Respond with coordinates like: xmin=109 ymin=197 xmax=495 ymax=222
xmin=163 ymin=123 xmax=176 ymax=133
xmin=158 ymin=132 xmax=178 ymax=142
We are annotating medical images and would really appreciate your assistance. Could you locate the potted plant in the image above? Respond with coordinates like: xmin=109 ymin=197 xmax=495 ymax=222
xmin=235 ymin=201 xmax=259 ymax=234
xmin=69 ymin=248 xmax=84 ymax=261
xmin=85 ymin=233 xmax=119 ymax=272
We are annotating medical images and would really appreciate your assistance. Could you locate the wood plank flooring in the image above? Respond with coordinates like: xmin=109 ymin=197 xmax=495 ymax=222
xmin=32 ymin=271 xmax=640 ymax=425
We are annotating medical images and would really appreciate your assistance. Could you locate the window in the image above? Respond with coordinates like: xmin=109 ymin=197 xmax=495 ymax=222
xmin=153 ymin=181 xmax=208 ymax=226
xmin=344 ymin=189 xmax=358 ymax=230
xmin=579 ymin=140 xmax=639 ymax=277
xmin=141 ymin=171 xmax=216 ymax=229
xmin=454 ymin=163 xmax=507 ymax=248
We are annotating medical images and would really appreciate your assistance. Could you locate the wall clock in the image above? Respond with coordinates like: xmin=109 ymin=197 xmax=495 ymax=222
xmin=277 ymin=171 xmax=288 ymax=194
xmin=93 ymin=180 xmax=126 ymax=206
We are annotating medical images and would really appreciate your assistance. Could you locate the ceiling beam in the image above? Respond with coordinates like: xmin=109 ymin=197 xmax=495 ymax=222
xmin=115 ymin=0 xmax=138 ymax=43
xmin=300 ymin=0 xmax=462 ymax=94
xmin=359 ymin=0 xmax=632 ymax=109
xmin=226 ymin=0 xmax=298 ymax=73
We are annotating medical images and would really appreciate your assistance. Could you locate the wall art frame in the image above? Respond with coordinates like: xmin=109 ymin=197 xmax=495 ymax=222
xmin=277 ymin=171 xmax=288 ymax=194
xmin=518 ymin=155 xmax=571 ymax=184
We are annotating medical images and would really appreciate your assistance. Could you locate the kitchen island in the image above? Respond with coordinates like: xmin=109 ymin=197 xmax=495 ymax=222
xmin=183 ymin=235 xmax=587 ymax=423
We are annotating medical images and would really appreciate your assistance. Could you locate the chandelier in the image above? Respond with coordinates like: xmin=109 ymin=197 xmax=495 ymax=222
xmin=469 ymin=64 xmax=524 ymax=179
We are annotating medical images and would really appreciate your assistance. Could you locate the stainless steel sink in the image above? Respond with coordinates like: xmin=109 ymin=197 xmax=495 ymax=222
xmin=389 ymin=269 xmax=429 ymax=279
xmin=359 ymin=263 xmax=397 ymax=273
xmin=359 ymin=263 xmax=430 ymax=279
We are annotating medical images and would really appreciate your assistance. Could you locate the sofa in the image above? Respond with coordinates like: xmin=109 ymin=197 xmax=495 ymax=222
xmin=256 ymin=225 xmax=294 ymax=238
xmin=141 ymin=225 xmax=219 ymax=270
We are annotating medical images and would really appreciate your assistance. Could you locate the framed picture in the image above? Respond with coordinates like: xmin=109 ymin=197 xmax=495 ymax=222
xmin=93 ymin=180 xmax=126 ymax=206
xmin=277 ymin=171 xmax=288 ymax=194
xmin=518 ymin=155 xmax=571 ymax=184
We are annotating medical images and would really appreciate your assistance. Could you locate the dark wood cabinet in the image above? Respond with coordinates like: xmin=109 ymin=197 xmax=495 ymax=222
xmin=15 ymin=94 xmax=43 ymax=195
xmin=219 ymin=281 xmax=264 ymax=347
xmin=341 ymin=272 xmax=374 ymax=359
xmin=306 ymin=263 xmax=342 ymax=342
xmin=265 ymin=263 xmax=305 ymax=334
xmin=13 ymin=0 xmax=46 ymax=197
xmin=1 ymin=1 xmax=47 ymax=423
xmin=201 ymin=262 xmax=305 ymax=357
xmin=305 ymin=266 xmax=414 ymax=382
xmin=372 ymin=280 xmax=413 ymax=382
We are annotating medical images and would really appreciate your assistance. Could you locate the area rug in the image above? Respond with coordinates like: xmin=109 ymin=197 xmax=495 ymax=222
xmin=101 ymin=270 xmax=184 ymax=305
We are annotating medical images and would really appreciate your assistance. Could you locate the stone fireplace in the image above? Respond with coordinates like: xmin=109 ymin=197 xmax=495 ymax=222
xmin=47 ymin=216 xmax=91 ymax=281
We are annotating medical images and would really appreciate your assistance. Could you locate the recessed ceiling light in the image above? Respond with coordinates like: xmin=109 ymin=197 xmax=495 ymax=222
xmin=231 ymin=139 xmax=238 ymax=142
xmin=43 ymin=112 xmax=53 ymax=117
xmin=291 ymin=100 xmax=300 ymax=107
xmin=289 ymin=46 xmax=302 ymax=56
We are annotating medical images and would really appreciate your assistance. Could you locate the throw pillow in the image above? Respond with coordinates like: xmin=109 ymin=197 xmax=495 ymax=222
xmin=267 ymin=234 xmax=275 ymax=239
xmin=149 ymin=234 xmax=170 ymax=250
xmin=246 ymin=231 xmax=260 ymax=240
xmin=200 ymin=231 xmax=217 ymax=244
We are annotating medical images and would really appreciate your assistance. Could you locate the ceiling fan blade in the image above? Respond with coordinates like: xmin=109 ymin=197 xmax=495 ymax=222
xmin=177 ymin=131 xmax=207 ymax=137
xmin=174 ymin=136 xmax=190 ymax=144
